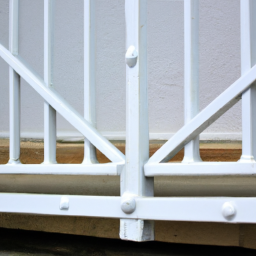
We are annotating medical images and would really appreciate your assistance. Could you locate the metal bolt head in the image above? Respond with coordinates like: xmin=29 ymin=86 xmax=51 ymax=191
xmin=121 ymin=195 xmax=136 ymax=214
xmin=222 ymin=202 xmax=236 ymax=220
xmin=125 ymin=45 xmax=138 ymax=68
xmin=60 ymin=196 xmax=69 ymax=210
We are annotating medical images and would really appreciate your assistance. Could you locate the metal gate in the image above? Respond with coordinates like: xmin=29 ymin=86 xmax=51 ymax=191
xmin=1 ymin=0 xmax=256 ymax=242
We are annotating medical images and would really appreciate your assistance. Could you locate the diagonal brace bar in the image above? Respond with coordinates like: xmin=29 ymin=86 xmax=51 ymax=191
xmin=0 ymin=44 xmax=125 ymax=163
xmin=147 ymin=64 xmax=256 ymax=164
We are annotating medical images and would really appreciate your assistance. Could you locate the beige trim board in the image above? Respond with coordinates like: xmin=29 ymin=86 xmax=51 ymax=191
xmin=0 ymin=131 xmax=243 ymax=141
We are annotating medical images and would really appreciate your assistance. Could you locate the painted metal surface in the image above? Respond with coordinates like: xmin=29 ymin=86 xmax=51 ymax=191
xmin=0 ymin=193 xmax=256 ymax=224
xmin=146 ymin=65 xmax=256 ymax=164
xmin=8 ymin=0 xmax=21 ymax=165
xmin=120 ymin=0 xmax=154 ymax=242
xmin=0 ymin=1 xmax=242 ymax=138
xmin=43 ymin=0 xmax=57 ymax=165
xmin=0 ymin=44 xmax=125 ymax=164
xmin=83 ymin=0 xmax=98 ymax=165
xmin=145 ymin=162 xmax=256 ymax=177
xmin=1 ymin=0 xmax=256 ymax=243
xmin=240 ymin=0 xmax=256 ymax=163
xmin=0 ymin=163 xmax=123 ymax=175
xmin=182 ymin=0 xmax=201 ymax=163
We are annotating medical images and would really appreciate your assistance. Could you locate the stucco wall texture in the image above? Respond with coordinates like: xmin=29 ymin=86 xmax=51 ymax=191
xmin=0 ymin=0 xmax=241 ymax=141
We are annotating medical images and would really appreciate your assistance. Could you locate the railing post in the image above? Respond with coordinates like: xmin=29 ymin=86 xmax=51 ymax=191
xmin=239 ymin=0 xmax=256 ymax=162
xmin=182 ymin=0 xmax=201 ymax=163
xmin=43 ymin=0 xmax=57 ymax=164
xmin=120 ymin=0 xmax=154 ymax=241
xmin=8 ymin=0 xmax=21 ymax=164
xmin=83 ymin=0 xmax=98 ymax=164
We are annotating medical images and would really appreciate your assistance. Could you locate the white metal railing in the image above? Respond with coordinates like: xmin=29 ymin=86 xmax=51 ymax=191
xmin=1 ymin=0 xmax=256 ymax=242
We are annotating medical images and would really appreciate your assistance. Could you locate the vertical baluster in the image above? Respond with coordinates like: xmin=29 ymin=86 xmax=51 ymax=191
xmin=240 ymin=0 xmax=256 ymax=162
xmin=182 ymin=0 xmax=201 ymax=163
xmin=43 ymin=0 xmax=57 ymax=164
xmin=83 ymin=0 xmax=98 ymax=164
xmin=8 ymin=0 xmax=21 ymax=164
xmin=120 ymin=0 xmax=154 ymax=241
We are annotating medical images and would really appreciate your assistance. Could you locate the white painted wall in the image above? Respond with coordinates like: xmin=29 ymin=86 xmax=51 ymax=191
xmin=0 ymin=0 xmax=241 ymax=141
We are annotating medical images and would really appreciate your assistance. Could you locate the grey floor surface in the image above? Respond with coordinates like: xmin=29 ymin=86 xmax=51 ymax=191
xmin=0 ymin=228 xmax=255 ymax=256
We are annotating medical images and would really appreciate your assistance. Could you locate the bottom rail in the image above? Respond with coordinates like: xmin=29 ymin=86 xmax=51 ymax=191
xmin=1 ymin=193 xmax=256 ymax=223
